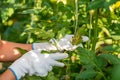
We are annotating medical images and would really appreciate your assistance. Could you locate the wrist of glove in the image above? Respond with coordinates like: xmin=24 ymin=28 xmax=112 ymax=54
xmin=9 ymin=50 xmax=68 ymax=80
xmin=32 ymin=42 xmax=57 ymax=51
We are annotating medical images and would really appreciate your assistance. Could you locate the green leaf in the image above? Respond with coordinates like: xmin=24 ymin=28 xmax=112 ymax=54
xmin=95 ymin=56 xmax=107 ymax=69
xmin=76 ymin=48 xmax=96 ymax=65
xmin=75 ymin=69 xmax=97 ymax=80
xmin=72 ymin=26 xmax=87 ymax=45
xmin=87 ymin=0 xmax=104 ymax=10
xmin=1 ymin=8 xmax=14 ymax=23
xmin=102 ymin=45 xmax=120 ymax=52
xmin=87 ymin=0 xmax=117 ymax=10
xmin=19 ymin=9 xmax=41 ymax=14
xmin=46 ymin=72 xmax=59 ymax=80
xmin=99 ymin=53 xmax=120 ymax=64
xmin=23 ymin=75 xmax=43 ymax=80
xmin=16 ymin=47 xmax=27 ymax=55
xmin=104 ymin=0 xmax=117 ymax=8
xmin=25 ymin=28 xmax=54 ymax=40
xmin=4 ymin=22 xmax=27 ymax=42
xmin=111 ymin=64 xmax=120 ymax=80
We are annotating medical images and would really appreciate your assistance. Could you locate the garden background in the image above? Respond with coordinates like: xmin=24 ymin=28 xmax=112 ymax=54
xmin=0 ymin=0 xmax=120 ymax=80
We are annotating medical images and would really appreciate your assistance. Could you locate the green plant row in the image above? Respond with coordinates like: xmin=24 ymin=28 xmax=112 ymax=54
xmin=0 ymin=0 xmax=120 ymax=80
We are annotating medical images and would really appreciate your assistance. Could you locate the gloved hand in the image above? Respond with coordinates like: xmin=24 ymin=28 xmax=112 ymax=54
xmin=52 ymin=34 xmax=89 ymax=51
xmin=8 ymin=50 xmax=68 ymax=80
xmin=32 ymin=34 xmax=89 ymax=51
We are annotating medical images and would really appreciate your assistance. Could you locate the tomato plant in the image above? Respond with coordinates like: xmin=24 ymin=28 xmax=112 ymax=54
xmin=0 ymin=0 xmax=120 ymax=80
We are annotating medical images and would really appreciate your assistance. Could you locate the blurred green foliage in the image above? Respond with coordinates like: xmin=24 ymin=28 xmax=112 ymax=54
xmin=0 ymin=0 xmax=120 ymax=80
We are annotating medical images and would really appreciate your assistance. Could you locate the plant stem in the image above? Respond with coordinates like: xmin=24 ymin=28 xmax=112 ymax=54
xmin=88 ymin=10 xmax=93 ymax=49
xmin=26 ymin=0 xmax=36 ymax=43
xmin=26 ymin=0 xmax=42 ymax=43
xmin=34 ymin=0 xmax=42 ymax=9
xmin=74 ymin=0 xmax=78 ymax=35
xmin=26 ymin=13 xmax=34 ymax=44
xmin=92 ymin=10 xmax=98 ymax=52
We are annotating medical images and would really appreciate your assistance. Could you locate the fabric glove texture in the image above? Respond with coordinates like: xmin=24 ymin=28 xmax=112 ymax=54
xmin=9 ymin=50 xmax=68 ymax=80
xmin=33 ymin=34 xmax=89 ymax=51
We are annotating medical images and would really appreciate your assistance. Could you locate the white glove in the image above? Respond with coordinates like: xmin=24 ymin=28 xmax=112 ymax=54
xmin=8 ymin=50 xmax=68 ymax=80
xmin=32 ymin=34 xmax=89 ymax=51
xmin=57 ymin=35 xmax=89 ymax=51
xmin=56 ymin=35 xmax=89 ymax=51
xmin=32 ymin=42 xmax=57 ymax=51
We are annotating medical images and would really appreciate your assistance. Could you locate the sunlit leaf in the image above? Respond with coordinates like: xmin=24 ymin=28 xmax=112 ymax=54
xmin=1 ymin=8 xmax=14 ymax=23
xmin=111 ymin=35 xmax=120 ymax=40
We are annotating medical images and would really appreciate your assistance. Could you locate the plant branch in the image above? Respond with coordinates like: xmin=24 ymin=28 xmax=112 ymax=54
xmin=74 ymin=0 xmax=78 ymax=35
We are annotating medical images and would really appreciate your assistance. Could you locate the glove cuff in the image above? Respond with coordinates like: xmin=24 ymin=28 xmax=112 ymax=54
xmin=32 ymin=43 xmax=35 ymax=50
xmin=32 ymin=42 xmax=57 ymax=51
xmin=8 ymin=68 xmax=19 ymax=80
xmin=8 ymin=57 xmax=29 ymax=79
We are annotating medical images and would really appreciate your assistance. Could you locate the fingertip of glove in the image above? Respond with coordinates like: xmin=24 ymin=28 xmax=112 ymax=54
xmin=60 ymin=63 xmax=65 ymax=67
xmin=81 ymin=36 xmax=89 ymax=42
xmin=57 ymin=53 xmax=68 ymax=58
xmin=56 ymin=63 xmax=65 ymax=67
xmin=63 ymin=53 xmax=68 ymax=58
